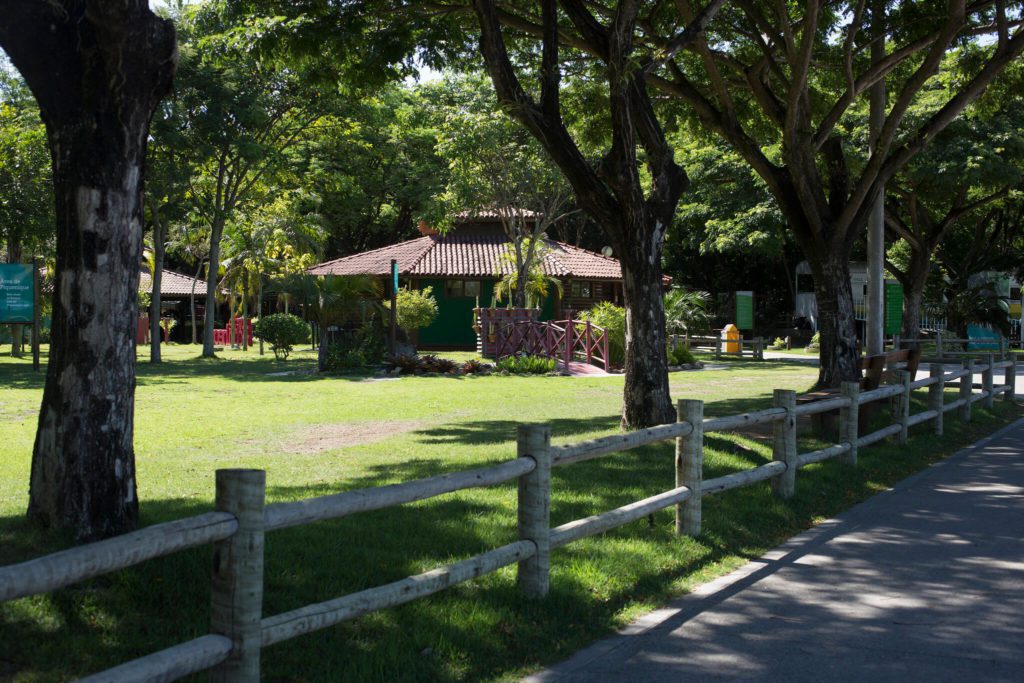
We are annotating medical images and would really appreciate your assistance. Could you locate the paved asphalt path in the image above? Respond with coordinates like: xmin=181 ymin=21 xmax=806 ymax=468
xmin=527 ymin=417 xmax=1024 ymax=682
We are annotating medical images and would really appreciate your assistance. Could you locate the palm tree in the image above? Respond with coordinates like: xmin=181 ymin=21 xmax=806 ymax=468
xmin=664 ymin=287 xmax=712 ymax=339
xmin=275 ymin=274 xmax=383 ymax=370
xmin=944 ymin=283 xmax=1011 ymax=346
xmin=493 ymin=238 xmax=563 ymax=309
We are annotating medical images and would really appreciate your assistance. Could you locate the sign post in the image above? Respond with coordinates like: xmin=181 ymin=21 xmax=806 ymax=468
xmin=0 ymin=263 xmax=39 ymax=369
xmin=735 ymin=291 xmax=754 ymax=331
xmin=389 ymin=259 xmax=398 ymax=354
xmin=884 ymin=280 xmax=903 ymax=342
xmin=32 ymin=259 xmax=40 ymax=371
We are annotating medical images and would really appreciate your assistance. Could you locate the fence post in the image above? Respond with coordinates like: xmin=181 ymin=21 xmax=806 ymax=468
xmin=936 ymin=334 xmax=943 ymax=360
xmin=959 ymin=359 xmax=974 ymax=423
xmin=585 ymin=321 xmax=593 ymax=365
xmin=983 ymin=353 xmax=995 ymax=410
xmin=771 ymin=389 xmax=797 ymax=499
xmin=1005 ymin=357 xmax=1017 ymax=402
xmin=676 ymin=399 xmax=703 ymax=537
xmin=517 ymin=424 xmax=552 ymax=600
xmin=999 ymin=337 xmax=1007 ymax=359
xmin=755 ymin=337 xmax=764 ymax=360
xmin=564 ymin=320 xmax=574 ymax=368
xmin=928 ymin=363 xmax=944 ymax=436
xmin=210 ymin=469 xmax=266 ymax=683
xmin=893 ymin=370 xmax=911 ymax=445
xmin=715 ymin=335 xmax=722 ymax=360
xmin=839 ymin=381 xmax=859 ymax=466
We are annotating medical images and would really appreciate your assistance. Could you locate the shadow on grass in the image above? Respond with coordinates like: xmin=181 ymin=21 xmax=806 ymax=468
xmin=1 ymin=401 xmax=1016 ymax=681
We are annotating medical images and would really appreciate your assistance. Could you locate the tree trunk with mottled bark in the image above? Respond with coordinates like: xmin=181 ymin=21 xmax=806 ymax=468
xmin=812 ymin=256 xmax=861 ymax=388
xmin=619 ymin=234 xmax=674 ymax=427
xmin=203 ymin=215 xmax=225 ymax=357
xmin=1 ymin=0 xmax=176 ymax=540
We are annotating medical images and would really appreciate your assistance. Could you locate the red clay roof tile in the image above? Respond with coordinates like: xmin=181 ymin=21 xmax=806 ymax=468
xmin=308 ymin=233 xmax=626 ymax=280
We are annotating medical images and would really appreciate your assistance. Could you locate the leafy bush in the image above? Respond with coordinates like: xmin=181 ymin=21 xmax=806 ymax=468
xmin=322 ymin=321 xmax=386 ymax=372
xmin=386 ymin=354 xmax=425 ymax=375
xmin=578 ymin=302 xmax=626 ymax=365
xmin=325 ymin=347 xmax=367 ymax=372
xmin=771 ymin=336 xmax=786 ymax=350
xmin=419 ymin=354 xmax=459 ymax=374
xmin=496 ymin=354 xmax=557 ymax=374
xmin=385 ymin=287 xmax=439 ymax=335
xmin=254 ymin=313 xmax=309 ymax=360
xmin=461 ymin=358 xmax=493 ymax=375
xmin=807 ymin=331 xmax=821 ymax=351
xmin=384 ymin=353 xmax=481 ymax=375
xmin=667 ymin=343 xmax=696 ymax=365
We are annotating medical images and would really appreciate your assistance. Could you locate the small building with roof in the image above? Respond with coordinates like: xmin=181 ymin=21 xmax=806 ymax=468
xmin=308 ymin=214 xmax=631 ymax=349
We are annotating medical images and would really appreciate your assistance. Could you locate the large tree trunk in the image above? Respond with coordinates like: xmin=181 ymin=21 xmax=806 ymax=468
xmin=2 ymin=1 xmax=177 ymax=540
xmin=619 ymin=240 xmax=674 ymax=428
xmin=202 ymin=216 xmax=225 ymax=357
xmin=812 ymin=255 xmax=861 ymax=388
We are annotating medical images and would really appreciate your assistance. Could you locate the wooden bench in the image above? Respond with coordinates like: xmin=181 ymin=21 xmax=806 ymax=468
xmin=798 ymin=348 xmax=921 ymax=434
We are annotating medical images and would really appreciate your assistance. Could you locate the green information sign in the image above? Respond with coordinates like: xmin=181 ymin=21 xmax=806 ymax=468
xmin=735 ymin=291 xmax=754 ymax=331
xmin=0 ymin=264 xmax=34 ymax=323
xmin=884 ymin=280 xmax=903 ymax=336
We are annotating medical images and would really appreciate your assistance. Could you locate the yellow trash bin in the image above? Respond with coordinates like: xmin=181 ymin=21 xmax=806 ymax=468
xmin=722 ymin=323 xmax=740 ymax=354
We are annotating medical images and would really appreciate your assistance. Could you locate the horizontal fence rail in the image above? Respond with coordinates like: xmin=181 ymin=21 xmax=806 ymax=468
xmin=264 ymin=457 xmax=536 ymax=531
xmin=0 ymin=356 xmax=1016 ymax=682
xmin=0 ymin=512 xmax=237 ymax=603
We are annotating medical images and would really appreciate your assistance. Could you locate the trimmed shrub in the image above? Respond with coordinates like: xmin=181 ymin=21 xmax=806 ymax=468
xmin=771 ymin=336 xmax=786 ymax=350
xmin=254 ymin=313 xmax=309 ymax=360
xmin=667 ymin=343 xmax=696 ymax=366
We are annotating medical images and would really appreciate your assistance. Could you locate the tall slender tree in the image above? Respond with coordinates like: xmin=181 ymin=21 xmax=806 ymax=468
xmin=471 ymin=0 xmax=725 ymax=427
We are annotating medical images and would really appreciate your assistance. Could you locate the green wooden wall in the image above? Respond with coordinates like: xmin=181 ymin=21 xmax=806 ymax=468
xmin=415 ymin=278 xmax=557 ymax=348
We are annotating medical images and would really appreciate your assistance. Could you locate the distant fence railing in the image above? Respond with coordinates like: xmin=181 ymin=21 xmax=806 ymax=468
xmin=897 ymin=336 xmax=1016 ymax=359
xmin=0 ymin=357 xmax=1017 ymax=681
xmin=673 ymin=332 xmax=765 ymax=360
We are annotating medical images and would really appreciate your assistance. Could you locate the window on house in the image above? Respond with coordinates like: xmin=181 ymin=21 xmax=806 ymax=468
xmin=571 ymin=281 xmax=592 ymax=298
xmin=445 ymin=279 xmax=481 ymax=298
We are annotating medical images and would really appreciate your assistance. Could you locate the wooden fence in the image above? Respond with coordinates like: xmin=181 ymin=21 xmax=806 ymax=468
xmin=897 ymin=335 xmax=1013 ymax=361
xmin=0 ymin=358 xmax=1017 ymax=682
xmin=673 ymin=333 xmax=765 ymax=360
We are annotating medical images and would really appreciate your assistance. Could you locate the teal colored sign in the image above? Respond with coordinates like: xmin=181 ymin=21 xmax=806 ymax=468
xmin=735 ymin=291 xmax=754 ymax=330
xmin=884 ymin=281 xmax=903 ymax=335
xmin=0 ymin=264 xmax=34 ymax=323
xmin=392 ymin=261 xmax=399 ymax=292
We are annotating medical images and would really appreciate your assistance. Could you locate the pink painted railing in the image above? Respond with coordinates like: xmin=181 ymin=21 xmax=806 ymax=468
xmin=494 ymin=319 xmax=611 ymax=371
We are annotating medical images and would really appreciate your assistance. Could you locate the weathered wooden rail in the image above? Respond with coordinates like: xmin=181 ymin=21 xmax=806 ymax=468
xmin=899 ymin=335 xmax=1014 ymax=361
xmin=672 ymin=333 xmax=765 ymax=360
xmin=0 ymin=358 xmax=1017 ymax=682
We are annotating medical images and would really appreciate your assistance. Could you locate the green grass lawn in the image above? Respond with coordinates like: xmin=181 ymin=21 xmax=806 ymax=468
xmin=0 ymin=344 xmax=1019 ymax=681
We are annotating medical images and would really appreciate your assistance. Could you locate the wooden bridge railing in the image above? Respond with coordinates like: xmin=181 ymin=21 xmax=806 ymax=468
xmin=0 ymin=357 xmax=1017 ymax=681
xmin=494 ymin=318 xmax=611 ymax=371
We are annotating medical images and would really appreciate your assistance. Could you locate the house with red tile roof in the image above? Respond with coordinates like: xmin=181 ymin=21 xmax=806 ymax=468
xmin=308 ymin=216 xmax=633 ymax=349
